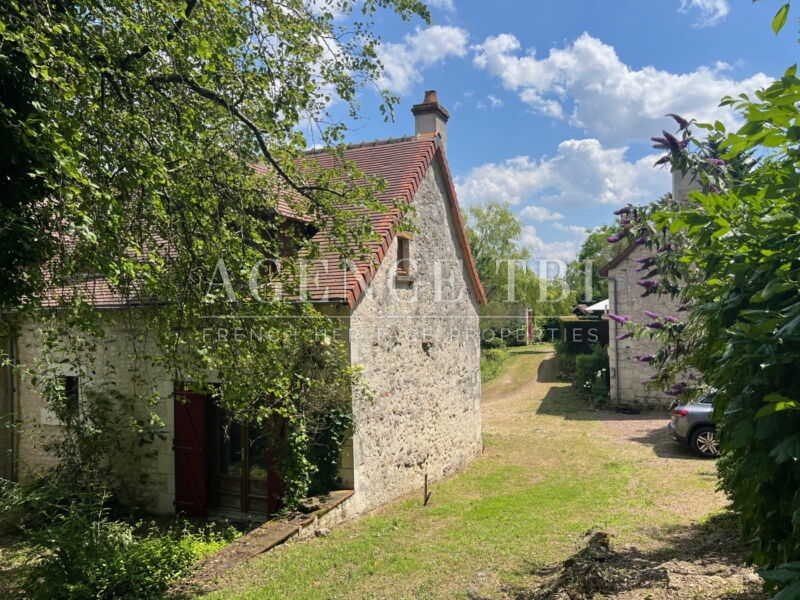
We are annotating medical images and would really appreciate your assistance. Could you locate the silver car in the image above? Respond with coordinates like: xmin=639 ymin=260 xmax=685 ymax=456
xmin=667 ymin=396 xmax=719 ymax=458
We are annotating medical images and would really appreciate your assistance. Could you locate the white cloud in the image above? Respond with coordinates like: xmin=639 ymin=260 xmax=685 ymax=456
xmin=472 ymin=32 xmax=772 ymax=145
xmin=521 ymin=225 xmax=582 ymax=266
xmin=456 ymin=138 xmax=670 ymax=208
xmin=426 ymin=0 xmax=455 ymax=11
xmin=520 ymin=205 xmax=564 ymax=222
xmin=377 ymin=26 xmax=469 ymax=94
xmin=679 ymin=0 xmax=730 ymax=26
xmin=488 ymin=94 xmax=504 ymax=108
xmin=552 ymin=223 xmax=590 ymax=235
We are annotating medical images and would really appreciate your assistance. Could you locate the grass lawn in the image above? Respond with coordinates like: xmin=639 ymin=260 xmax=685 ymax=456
xmin=196 ymin=345 xmax=750 ymax=600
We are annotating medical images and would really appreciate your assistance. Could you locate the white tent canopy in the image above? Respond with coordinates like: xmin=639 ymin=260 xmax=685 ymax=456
xmin=586 ymin=299 xmax=609 ymax=312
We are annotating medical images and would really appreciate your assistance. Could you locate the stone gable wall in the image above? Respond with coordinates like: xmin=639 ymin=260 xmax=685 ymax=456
xmin=606 ymin=244 xmax=684 ymax=409
xmin=347 ymin=158 xmax=482 ymax=514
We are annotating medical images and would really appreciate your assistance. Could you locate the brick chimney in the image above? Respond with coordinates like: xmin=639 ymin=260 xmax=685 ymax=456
xmin=411 ymin=90 xmax=450 ymax=153
xmin=672 ymin=169 xmax=702 ymax=204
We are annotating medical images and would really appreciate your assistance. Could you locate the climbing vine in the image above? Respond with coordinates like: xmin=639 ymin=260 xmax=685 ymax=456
xmin=0 ymin=0 xmax=428 ymax=517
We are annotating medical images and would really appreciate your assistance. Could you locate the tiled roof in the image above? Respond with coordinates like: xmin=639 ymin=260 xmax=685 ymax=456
xmin=299 ymin=134 xmax=486 ymax=307
xmin=39 ymin=134 xmax=486 ymax=310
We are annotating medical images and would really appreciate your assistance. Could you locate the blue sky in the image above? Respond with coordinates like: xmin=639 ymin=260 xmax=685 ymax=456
xmin=333 ymin=0 xmax=797 ymax=264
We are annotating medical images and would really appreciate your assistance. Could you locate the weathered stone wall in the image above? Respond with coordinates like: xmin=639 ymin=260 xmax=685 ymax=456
xmin=10 ymin=157 xmax=484 ymax=519
xmin=0 ymin=332 xmax=14 ymax=480
xmin=347 ymin=158 xmax=482 ymax=514
xmin=606 ymin=244 xmax=684 ymax=409
xmin=13 ymin=313 xmax=175 ymax=512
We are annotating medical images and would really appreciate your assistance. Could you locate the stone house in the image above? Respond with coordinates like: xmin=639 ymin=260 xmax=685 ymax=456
xmin=600 ymin=172 xmax=698 ymax=409
xmin=1 ymin=91 xmax=487 ymax=519
xmin=599 ymin=243 xmax=683 ymax=408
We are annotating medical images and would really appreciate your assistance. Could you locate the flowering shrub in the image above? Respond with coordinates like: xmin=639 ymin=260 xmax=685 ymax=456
xmin=573 ymin=344 xmax=610 ymax=407
xmin=606 ymin=40 xmax=800 ymax=593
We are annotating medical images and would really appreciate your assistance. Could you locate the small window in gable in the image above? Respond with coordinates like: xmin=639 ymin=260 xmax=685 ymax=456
xmin=397 ymin=236 xmax=410 ymax=275
xmin=395 ymin=231 xmax=415 ymax=285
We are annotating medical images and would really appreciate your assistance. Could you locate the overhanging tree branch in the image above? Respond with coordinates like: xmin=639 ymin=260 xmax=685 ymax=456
xmin=149 ymin=73 xmax=348 ymax=204
xmin=119 ymin=0 xmax=200 ymax=71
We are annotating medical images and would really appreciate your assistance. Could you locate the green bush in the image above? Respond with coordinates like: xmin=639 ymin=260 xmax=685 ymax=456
xmin=552 ymin=340 xmax=576 ymax=380
xmin=480 ymin=348 xmax=509 ymax=382
xmin=572 ymin=344 xmax=610 ymax=407
xmin=20 ymin=506 xmax=237 ymax=600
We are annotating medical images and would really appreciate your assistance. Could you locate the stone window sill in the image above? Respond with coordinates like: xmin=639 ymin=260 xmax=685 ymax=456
xmin=395 ymin=274 xmax=415 ymax=287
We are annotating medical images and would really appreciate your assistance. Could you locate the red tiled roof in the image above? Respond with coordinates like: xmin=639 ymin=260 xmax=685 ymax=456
xmin=39 ymin=135 xmax=486 ymax=310
xmin=300 ymin=134 xmax=486 ymax=307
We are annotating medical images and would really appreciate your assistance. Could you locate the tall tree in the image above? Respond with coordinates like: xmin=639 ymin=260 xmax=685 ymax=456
xmin=0 ymin=0 xmax=431 ymax=508
xmin=466 ymin=200 xmax=531 ymax=302
xmin=0 ymin=0 xmax=430 ymax=311
xmin=466 ymin=201 xmax=575 ymax=344
xmin=566 ymin=224 xmax=620 ymax=302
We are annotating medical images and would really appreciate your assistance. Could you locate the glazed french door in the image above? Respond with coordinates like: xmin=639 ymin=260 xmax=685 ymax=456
xmin=211 ymin=407 xmax=283 ymax=516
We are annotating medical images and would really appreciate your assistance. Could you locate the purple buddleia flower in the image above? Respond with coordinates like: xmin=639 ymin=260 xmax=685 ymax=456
xmin=657 ymin=243 xmax=676 ymax=254
xmin=636 ymin=256 xmax=656 ymax=265
xmin=662 ymin=130 xmax=682 ymax=153
xmin=644 ymin=311 xmax=660 ymax=319
xmin=676 ymin=305 xmax=689 ymax=312
xmin=606 ymin=234 xmax=623 ymax=243
xmin=615 ymin=332 xmax=633 ymax=340
xmin=708 ymin=158 xmax=725 ymax=166
xmin=645 ymin=322 xmax=664 ymax=329
xmin=666 ymin=113 xmax=691 ymax=131
xmin=635 ymin=355 xmax=655 ymax=363
xmin=608 ymin=314 xmax=631 ymax=324
xmin=613 ymin=206 xmax=631 ymax=216
xmin=651 ymin=136 xmax=669 ymax=150
xmin=635 ymin=236 xmax=647 ymax=245
xmin=664 ymin=316 xmax=679 ymax=323
xmin=620 ymin=218 xmax=631 ymax=225
xmin=637 ymin=279 xmax=658 ymax=289
xmin=653 ymin=155 xmax=671 ymax=167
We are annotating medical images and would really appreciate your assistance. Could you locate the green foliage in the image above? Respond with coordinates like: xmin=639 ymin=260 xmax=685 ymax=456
xmin=566 ymin=224 xmax=618 ymax=302
xmin=617 ymin=54 xmax=800 ymax=593
xmin=480 ymin=348 xmax=509 ymax=383
xmin=465 ymin=201 xmax=576 ymax=334
xmin=552 ymin=340 xmax=577 ymax=380
xmin=573 ymin=344 xmax=610 ymax=407
xmin=466 ymin=201 xmax=531 ymax=302
xmin=1 ymin=0 xmax=427 ymax=517
xmin=553 ymin=338 xmax=609 ymax=406
xmin=20 ymin=507 xmax=237 ymax=600
xmin=771 ymin=2 xmax=791 ymax=33
xmin=1 ymin=0 xmax=430 ymax=313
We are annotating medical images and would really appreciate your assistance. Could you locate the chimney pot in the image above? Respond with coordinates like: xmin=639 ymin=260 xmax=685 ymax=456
xmin=411 ymin=90 xmax=450 ymax=153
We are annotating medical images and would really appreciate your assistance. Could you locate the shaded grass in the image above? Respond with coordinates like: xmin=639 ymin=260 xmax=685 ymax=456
xmin=196 ymin=346 xmax=729 ymax=600
xmin=480 ymin=348 xmax=509 ymax=382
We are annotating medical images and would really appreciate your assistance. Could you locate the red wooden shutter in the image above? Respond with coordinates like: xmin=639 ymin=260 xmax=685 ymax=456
xmin=174 ymin=389 xmax=208 ymax=518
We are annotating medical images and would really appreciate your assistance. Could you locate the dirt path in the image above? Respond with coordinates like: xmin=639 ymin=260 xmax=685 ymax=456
xmin=480 ymin=347 xmax=765 ymax=600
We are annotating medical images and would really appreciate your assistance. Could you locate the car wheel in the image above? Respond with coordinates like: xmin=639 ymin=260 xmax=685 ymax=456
xmin=690 ymin=426 xmax=719 ymax=458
